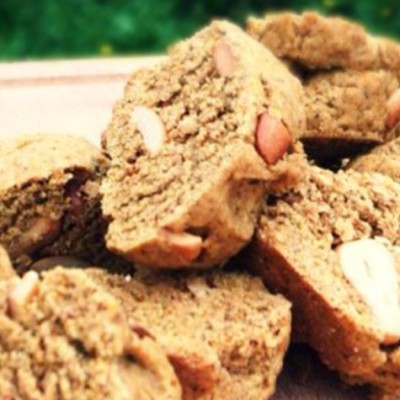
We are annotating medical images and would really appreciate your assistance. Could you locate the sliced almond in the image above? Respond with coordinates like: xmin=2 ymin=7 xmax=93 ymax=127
xmin=8 ymin=271 xmax=39 ymax=316
xmin=338 ymin=238 xmax=400 ymax=344
xmin=162 ymin=231 xmax=202 ymax=263
xmin=255 ymin=111 xmax=292 ymax=165
xmin=131 ymin=106 xmax=166 ymax=156
xmin=213 ymin=39 xmax=238 ymax=77
xmin=387 ymin=88 xmax=400 ymax=130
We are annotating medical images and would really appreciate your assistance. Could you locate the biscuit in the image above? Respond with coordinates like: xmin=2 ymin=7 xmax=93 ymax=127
xmin=88 ymin=268 xmax=292 ymax=400
xmin=247 ymin=12 xmax=400 ymax=161
xmin=102 ymin=20 xmax=306 ymax=268
xmin=247 ymin=11 xmax=399 ymax=72
xmin=0 ymin=268 xmax=181 ymax=399
xmin=0 ymin=134 xmax=127 ymax=273
xmin=244 ymin=165 xmax=400 ymax=398
xmin=303 ymin=69 xmax=398 ymax=159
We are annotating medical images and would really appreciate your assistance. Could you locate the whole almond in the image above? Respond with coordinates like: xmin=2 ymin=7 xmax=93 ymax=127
xmin=162 ymin=230 xmax=203 ymax=263
xmin=338 ymin=238 xmax=400 ymax=344
xmin=31 ymin=256 xmax=91 ymax=273
xmin=213 ymin=39 xmax=238 ymax=77
xmin=0 ymin=245 xmax=15 ymax=278
xmin=255 ymin=111 xmax=292 ymax=165
xmin=131 ymin=106 xmax=166 ymax=156
xmin=8 ymin=271 xmax=39 ymax=316
xmin=387 ymin=88 xmax=400 ymax=130
xmin=13 ymin=217 xmax=61 ymax=257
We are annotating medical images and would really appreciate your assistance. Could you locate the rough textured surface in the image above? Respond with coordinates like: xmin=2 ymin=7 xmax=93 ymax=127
xmin=348 ymin=136 xmax=400 ymax=182
xmin=0 ymin=134 xmax=128 ymax=272
xmin=0 ymin=268 xmax=181 ymax=400
xmin=88 ymin=268 xmax=292 ymax=400
xmin=303 ymin=69 xmax=399 ymax=159
xmin=102 ymin=20 xmax=306 ymax=269
xmin=246 ymin=11 xmax=400 ymax=73
xmin=244 ymin=165 xmax=400 ymax=398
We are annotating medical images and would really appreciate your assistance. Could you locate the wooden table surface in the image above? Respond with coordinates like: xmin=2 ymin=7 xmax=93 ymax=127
xmin=0 ymin=56 xmax=369 ymax=399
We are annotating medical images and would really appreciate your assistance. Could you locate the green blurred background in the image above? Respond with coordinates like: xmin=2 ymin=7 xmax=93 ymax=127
xmin=1 ymin=0 xmax=400 ymax=60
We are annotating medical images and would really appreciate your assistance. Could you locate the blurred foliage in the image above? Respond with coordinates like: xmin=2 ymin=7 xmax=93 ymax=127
xmin=1 ymin=0 xmax=400 ymax=60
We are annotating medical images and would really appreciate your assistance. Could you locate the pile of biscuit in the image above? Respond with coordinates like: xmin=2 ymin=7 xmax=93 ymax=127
xmin=0 ymin=11 xmax=399 ymax=400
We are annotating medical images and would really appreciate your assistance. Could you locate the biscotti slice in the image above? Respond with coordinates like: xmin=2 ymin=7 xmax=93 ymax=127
xmin=0 ymin=268 xmax=181 ymax=399
xmin=244 ymin=165 xmax=400 ymax=398
xmin=102 ymin=20 xmax=306 ymax=269
xmin=0 ymin=245 xmax=15 ymax=280
xmin=0 ymin=134 xmax=127 ymax=273
xmin=303 ymin=69 xmax=399 ymax=159
xmin=87 ymin=268 xmax=291 ymax=400
xmin=347 ymin=136 xmax=400 ymax=182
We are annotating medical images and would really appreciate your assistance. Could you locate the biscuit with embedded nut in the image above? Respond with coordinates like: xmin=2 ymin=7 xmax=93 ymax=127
xmin=243 ymin=164 xmax=400 ymax=398
xmin=87 ymin=268 xmax=291 ymax=400
xmin=0 ymin=134 xmax=128 ymax=273
xmin=102 ymin=20 xmax=306 ymax=269
xmin=0 ymin=268 xmax=181 ymax=400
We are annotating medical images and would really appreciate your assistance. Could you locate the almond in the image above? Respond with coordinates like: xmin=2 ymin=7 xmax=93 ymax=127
xmin=131 ymin=106 xmax=166 ymax=156
xmin=213 ymin=39 xmax=238 ymax=77
xmin=162 ymin=230 xmax=203 ymax=263
xmin=8 ymin=271 xmax=39 ymax=316
xmin=338 ymin=238 xmax=400 ymax=344
xmin=15 ymin=217 xmax=61 ymax=256
xmin=0 ymin=245 xmax=14 ymax=278
xmin=31 ymin=256 xmax=91 ymax=272
xmin=255 ymin=111 xmax=292 ymax=165
xmin=186 ymin=276 xmax=210 ymax=299
xmin=387 ymin=88 xmax=400 ymax=130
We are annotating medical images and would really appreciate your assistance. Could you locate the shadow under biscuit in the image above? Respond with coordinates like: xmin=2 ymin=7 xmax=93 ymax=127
xmin=273 ymin=344 xmax=370 ymax=400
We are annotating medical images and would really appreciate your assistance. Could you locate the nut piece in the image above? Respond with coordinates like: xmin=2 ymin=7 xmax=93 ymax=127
xmin=8 ymin=271 xmax=39 ymax=316
xmin=338 ymin=238 xmax=400 ymax=344
xmin=213 ymin=39 xmax=238 ymax=77
xmin=31 ymin=256 xmax=91 ymax=273
xmin=186 ymin=276 xmax=211 ymax=299
xmin=131 ymin=106 xmax=166 ymax=156
xmin=0 ymin=245 xmax=15 ymax=279
xmin=162 ymin=230 xmax=203 ymax=263
xmin=255 ymin=111 xmax=292 ymax=165
xmin=387 ymin=88 xmax=400 ymax=130
xmin=14 ymin=217 xmax=61 ymax=257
